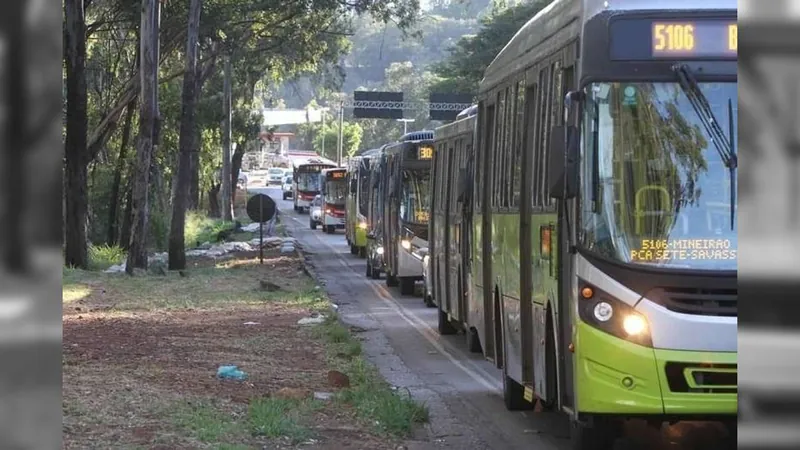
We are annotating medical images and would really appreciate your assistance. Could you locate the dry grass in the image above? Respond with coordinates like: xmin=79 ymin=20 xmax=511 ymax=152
xmin=62 ymin=249 xmax=426 ymax=450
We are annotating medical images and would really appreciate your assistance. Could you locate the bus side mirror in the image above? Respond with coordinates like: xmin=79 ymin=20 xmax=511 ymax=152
xmin=548 ymin=125 xmax=579 ymax=200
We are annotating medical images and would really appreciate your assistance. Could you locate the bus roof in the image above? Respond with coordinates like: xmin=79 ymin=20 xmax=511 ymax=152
xmin=481 ymin=0 xmax=737 ymax=92
xmin=435 ymin=114 xmax=477 ymax=141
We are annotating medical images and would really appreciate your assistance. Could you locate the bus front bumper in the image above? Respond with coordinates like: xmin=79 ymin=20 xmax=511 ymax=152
xmin=575 ymin=321 xmax=737 ymax=417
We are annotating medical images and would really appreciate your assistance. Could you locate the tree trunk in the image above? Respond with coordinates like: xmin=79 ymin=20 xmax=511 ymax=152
xmin=120 ymin=185 xmax=134 ymax=250
xmin=126 ymin=0 xmax=160 ymax=274
xmin=221 ymin=56 xmax=233 ymax=221
xmin=63 ymin=0 xmax=89 ymax=269
xmin=106 ymin=96 xmax=137 ymax=245
xmin=168 ymin=0 xmax=202 ymax=270
xmin=208 ymin=182 xmax=221 ymax=218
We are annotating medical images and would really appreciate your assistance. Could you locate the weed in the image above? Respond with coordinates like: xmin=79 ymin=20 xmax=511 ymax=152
xmin=172 ymin=400 xmax=244 ymax=443
xmin=184 ymin=211 xmax=236 ymax=248
xmin=248 ymin=397 xmax=314 ymax=443
xmin=87 ymin=244 xmax=126 ymax=270
xmin=313 ymin=314 xmax=430 ymax=437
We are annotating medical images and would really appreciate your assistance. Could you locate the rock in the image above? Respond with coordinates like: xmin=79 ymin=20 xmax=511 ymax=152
xmin=104 ymin=263 xmax=126 ymax=273
xmin=313 ymin=392 xmax=334 ymax=401
xmin=327 ymin=370 xmax=350 ymax=388
xmin=242 ymin=223 xmax=261 ymax=232
xmin=297 ymin=315 xmax=326 ymax=325
xmin=280 ymin=245 xmax=295 ymax=254
xmin=274 ymin=387 xmax=312 ymax=400
xmin=199 ymin=241 xmax=213 ymax=249
xmin=186 ymin=249 xmax=207 ymax=257
xmin=259 ymin=280 xmax=282 ymax=292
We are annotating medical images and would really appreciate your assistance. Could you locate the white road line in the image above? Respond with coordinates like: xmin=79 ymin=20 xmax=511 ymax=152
xmin=305 ymin=227 xmax=502 ymax=392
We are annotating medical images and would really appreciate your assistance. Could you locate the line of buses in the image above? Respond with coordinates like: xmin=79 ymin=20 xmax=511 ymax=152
xmin=309 ymin=0 xmax=739 ymax=448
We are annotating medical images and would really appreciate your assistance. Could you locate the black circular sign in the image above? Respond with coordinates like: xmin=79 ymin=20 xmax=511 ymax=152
xmin=246 ymin=194 xmax=277 ymax=223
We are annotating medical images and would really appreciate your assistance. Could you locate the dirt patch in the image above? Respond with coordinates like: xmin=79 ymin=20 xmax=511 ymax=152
xmin=62 ymin=250 xmax=402 ymax=449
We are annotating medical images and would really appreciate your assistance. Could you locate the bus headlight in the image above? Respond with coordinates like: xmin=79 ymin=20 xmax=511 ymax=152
xmin=401 ymin=239 xmax=411 ymax=250
xmin=358 ymin=222 xmax=368 ymax=230
xmin=376 ymin=246 xmax=384 ymax=255
xmin=578 ymin=281 xmax=652 ymax=347
xmin=622 ymin=315 xmax=647 ymax=336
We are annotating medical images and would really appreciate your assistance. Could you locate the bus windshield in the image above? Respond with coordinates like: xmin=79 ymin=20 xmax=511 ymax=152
xmin=325 ymin=179 xmax=347 ymax=205
xmin=580 ymin=81 xmax=737 ymax=271
xmin=297 ymin=171 xmax=321 ymax=192
xmin=400 ymin=169 xmax=431 ymax=224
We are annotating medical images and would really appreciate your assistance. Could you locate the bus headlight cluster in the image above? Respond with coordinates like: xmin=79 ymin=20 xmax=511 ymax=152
xmin=376 ymin=246 xmax=384 ymax=255
xmin=358 ymin=221 xmax=368 ymax=229
xmin=401 ymin=239 xmax=411 ymax=250
xmin=579 ymin=282 xmax=651 ymax=347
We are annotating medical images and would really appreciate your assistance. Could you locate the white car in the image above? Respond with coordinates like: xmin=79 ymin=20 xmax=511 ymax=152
xmin=309 ymin=195 xmax=323 ymax=230
xmin=281 ymin=175 xmax=293 ymax=200
xmin=267 ymin=167 xmax=286 ymax=185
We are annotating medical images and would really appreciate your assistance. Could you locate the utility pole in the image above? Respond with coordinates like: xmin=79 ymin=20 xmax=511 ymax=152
xmin=337 ymin=102 xmax=344 ymax=166
xmin=126 ymin=0 xmax=161 ymax=273
xmin=221 ymin=56 xmax=233 ymax=221
xmin=321 ymin=109 xmax=326 ymax=157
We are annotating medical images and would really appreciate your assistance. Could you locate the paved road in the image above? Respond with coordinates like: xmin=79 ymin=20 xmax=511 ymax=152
xmin=250 ymin=184 xmax=735 ymax=450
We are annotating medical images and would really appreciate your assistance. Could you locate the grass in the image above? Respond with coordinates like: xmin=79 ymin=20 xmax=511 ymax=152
xmin=313 ymin=315 xmax=430 ymax=437
xmin=87 ymin=244 xmax=126 ymax=271
xmin=63 ymin=244 xmax=427 ymax=449
xmin=185 ymin=211 xmax=237 ymax=248
xmin=62 ymin=257 xmax=316 ymax=312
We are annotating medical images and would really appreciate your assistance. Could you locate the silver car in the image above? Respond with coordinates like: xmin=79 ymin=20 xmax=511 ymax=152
xmin=309 ymin=195 xmax=323 ymax=230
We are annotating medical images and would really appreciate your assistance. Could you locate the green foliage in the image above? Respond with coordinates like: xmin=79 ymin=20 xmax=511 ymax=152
xmin=298 ymin=120 xmax=364 ymax=159
xmin=87 ymin=245 xmax=127 ymax=271
xmin=431 ymin=0 xmax=553 ymax=94
xmin=184 ymin=211 xmax=235 ymax=248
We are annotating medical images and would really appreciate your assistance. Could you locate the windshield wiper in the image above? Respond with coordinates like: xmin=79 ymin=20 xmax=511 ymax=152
xmin=672 ymin=64 xmax=737 ymax=230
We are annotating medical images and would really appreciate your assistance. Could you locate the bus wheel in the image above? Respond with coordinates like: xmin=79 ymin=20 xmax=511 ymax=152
xmin=358 ymin=247 xmax=366 ymax=258
xmin=370 ymin=265 xmax=381 ymax=280
xmin=570 ymin=417 xmax=621 ymax=450
xmin=399 ymin=277 xmax=415 ymax=296
xmin=466 ymin=327 xmax=482 ymax=353
xmin=350 ymin=245 xmax=357 ymax=255
xmin=437 ymin=305 xmax=457 ymax=335
xmin=310 ymin=219 xmax=317 ymax=230
xmin=366 ymin=260 xmax=373 ymax=277
xmin=386 ymin=273 xmax=398 ymax=287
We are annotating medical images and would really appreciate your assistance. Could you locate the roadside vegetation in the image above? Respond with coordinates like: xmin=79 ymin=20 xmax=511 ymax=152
xmin=62 ymin=245 xmax=428 ymax=449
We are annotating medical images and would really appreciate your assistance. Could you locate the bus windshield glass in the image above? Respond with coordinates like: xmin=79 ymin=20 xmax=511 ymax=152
xmin=325 ymin=179 xmax=347 ymax=205
xmin=297 ymin=171 xmax=321 ymax=192
xmin=400 ymin=169 xmax=431 ymax=224
xmin=580 ymin=81 xmax=737 ymax=271
xmin=358 ymin=164 xmax=371 ymax=216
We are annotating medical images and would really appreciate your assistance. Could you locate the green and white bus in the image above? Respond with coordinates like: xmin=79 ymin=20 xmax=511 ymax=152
xmin=433 ymin=0 xmax=738 ymax=447
xmin=345 ymin=149 xmax=382 ymax=258
xmin=379 ymin=131 xmax=435 ymax=296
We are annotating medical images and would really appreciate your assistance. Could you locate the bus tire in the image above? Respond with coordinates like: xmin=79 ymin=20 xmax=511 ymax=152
xmin=538 ymin=309 xmax=558 ymax=411
xmin=570 ymin=417 xmax=620 ymax=450
xmin=466 ymin=327 xmax=482 ymax=353
xmin=437 ymin=306 xmax=457 ymax=335
xmin=310 ymin=220 xmax=317 ymax=230
xmin=386 ymin=273 xmax=398 ymax=287
xmin=358 ymin=247 xmax=366 ymax=258
xmin=350 ymin=245 xmax=357 ymax=255
xmin=370 ymin=265 xmax=381 ymax=280
xmin=366 ymin=260 xmax=373 ymax=277
xmin=399 ymin=277 xmax=415 ymax=296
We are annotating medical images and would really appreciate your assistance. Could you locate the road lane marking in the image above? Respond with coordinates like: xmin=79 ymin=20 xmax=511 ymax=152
xmin=302 ymin=227 xmax=502 ymax=392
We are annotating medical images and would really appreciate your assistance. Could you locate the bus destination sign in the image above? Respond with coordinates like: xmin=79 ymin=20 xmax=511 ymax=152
xmin=418 ymin=145 xmax=434 ymax=160
xmin=330 ymin=170 xmax=345 ymax=179
xmin=609 ymin=18 xmax=737 ymax=61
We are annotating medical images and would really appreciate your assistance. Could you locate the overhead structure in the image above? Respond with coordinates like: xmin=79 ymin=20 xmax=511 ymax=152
xmin=349 ymin=90 xmax=474 ymax=120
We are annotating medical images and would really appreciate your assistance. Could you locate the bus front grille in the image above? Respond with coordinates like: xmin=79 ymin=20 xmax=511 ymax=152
xmin=657 ymin=286 xmax=737 ymax=317
xmin=665 ymin=362 xmax=737 ymax=394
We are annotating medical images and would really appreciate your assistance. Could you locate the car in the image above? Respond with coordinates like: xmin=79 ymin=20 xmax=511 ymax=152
xmin=281 ymin=175 xmax=293 ymax=200
xmin=267 ymin=167 xmax=287 ymax=185
xmin=309 ymin=195 xmax=323 ymax=230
